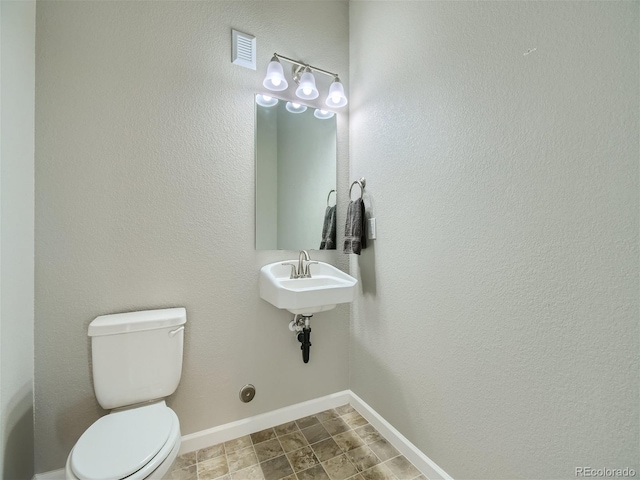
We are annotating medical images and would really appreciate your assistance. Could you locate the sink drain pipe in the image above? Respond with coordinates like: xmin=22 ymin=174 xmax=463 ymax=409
xmin=289 ymin=314 xmax=312 ymax=363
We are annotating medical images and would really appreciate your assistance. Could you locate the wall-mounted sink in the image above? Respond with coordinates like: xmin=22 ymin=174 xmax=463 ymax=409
xmin=259 ymin=261 xmax=357 ymax=315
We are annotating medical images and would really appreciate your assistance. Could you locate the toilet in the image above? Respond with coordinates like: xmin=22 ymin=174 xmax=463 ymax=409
xmin=65 ymin=308 xmax=187 ymax=480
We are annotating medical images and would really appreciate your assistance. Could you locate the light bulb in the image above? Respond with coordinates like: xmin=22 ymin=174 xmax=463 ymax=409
xmin=314 ymin=108 xmax=335 ymax=119
xmin=263 ymin=56 xmax=288 ymax=91
xmin=295 ymin=70 xmax=319 ymax=100
xmin=286 ymin=102 xmax=307 ymax=113
xmin=256 ymin=94 xmax=278 ymax=107
xmin=325 ymin=78 xmax=348 ymax=108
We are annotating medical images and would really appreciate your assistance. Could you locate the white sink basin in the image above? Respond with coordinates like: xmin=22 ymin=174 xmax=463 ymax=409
xmin=260 ymin=261 xmax=357 ymax=315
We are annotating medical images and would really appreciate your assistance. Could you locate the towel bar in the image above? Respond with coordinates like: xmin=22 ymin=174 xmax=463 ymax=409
xmin=327 ymin=189 xmax=336 ymax=206
xmin=349 ymin=177 xmax=366 ymax=200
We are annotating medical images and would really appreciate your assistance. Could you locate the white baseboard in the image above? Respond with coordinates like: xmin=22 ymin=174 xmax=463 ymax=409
xmin=33 ymin=468 xmax=65 ymax=480
xmin=179 ymin=390 xmax=351 ymax=454
xmin=34 ymin=389 xmax=452 ymax=480
xmin=180 ymin=389 xmax=452 ymax=480
xmin=349 ymin=391 xmax=453 ymax=480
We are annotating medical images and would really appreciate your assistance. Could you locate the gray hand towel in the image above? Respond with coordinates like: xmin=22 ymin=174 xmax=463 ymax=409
xmin=343 ymin=198 xmax=366 ymax=255
xmin=319 ymin=205 xmax=336 ymax=250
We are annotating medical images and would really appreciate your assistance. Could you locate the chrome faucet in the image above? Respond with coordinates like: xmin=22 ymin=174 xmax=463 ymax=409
xmin=282 ymin=250 xmax=317 ymax=279
xmin=298 ymin=250 xmax=310 ymax=277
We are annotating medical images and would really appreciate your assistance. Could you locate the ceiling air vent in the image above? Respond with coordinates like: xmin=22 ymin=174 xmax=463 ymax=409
xmin=231 ymin=30 xmax=256 ymax=70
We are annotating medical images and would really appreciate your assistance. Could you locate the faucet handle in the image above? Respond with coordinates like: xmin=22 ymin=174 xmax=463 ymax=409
xmin=303 ymin=261 xmax=319 ymax=278
xmin=281 ymin=262 xmax=298 ymax=279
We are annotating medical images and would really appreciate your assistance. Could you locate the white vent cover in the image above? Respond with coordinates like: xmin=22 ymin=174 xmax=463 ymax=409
xmin=231 ymin=30 xmax=256 ymax=70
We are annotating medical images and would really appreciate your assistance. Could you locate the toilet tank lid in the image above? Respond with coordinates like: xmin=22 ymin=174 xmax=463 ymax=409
xmin=88 ymin=308 xmax=186 ymax=337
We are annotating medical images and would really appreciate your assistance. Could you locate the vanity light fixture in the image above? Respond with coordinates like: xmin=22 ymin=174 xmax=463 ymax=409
xmin=286 ymin=102 xmax=307 ymax=114
xmin=314 ymin=109 xmax=335 ymax=119
xmin=256 ymin=94 xmax=279 ymax=107
xmin=262 ymin=53 xmax=347 ymax=107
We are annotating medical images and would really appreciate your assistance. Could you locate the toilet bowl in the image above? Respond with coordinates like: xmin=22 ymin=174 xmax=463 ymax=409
xmin=65 ymin=308 xmax=187 ymax=480
xmin=65 ymin=401 xmax=181 ymax=480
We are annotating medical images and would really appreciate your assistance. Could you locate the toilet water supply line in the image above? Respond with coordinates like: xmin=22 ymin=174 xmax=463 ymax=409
xmin=289 ymin=314 xmax=312 ymax=364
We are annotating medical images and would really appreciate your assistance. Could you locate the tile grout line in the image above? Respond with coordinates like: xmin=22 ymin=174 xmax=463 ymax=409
xmin=221 ymin=442 xmax=228 ymax=480
xmin=271 ymin=414 xmax=342 ymax=479
xmin=335 ymin=409 xmax=418 ymax=480
xmin=210 ymin=412 xmax=347 ymax=480
xmin=340 ymin=409 xmax=423 ymax=479
xmin=255 ymin=425 xmax=306 ymax=480
xmin=306 ymin=412 xmax=357 ymax=479
xmin=278 ymin=431 xmax=298 ymax=480
xmin=268 ymin=423 xmax=300 ymax=479
xmin=271 ymin=425 xmax=294 ymax=479
xmin=316 ymin=414 xmax=365 ymax=479
xmin=290 ymin=409 xmax=365 ymax=480
xmin=334 ymin=409 xmax=381 ymax=479
xmin=169 ymin=404 xmax=424 ymax=480
xmin=347 ymin=420 xmax=402 ymax=477
xmin=251 ymin=439 xmax=260 ymax=479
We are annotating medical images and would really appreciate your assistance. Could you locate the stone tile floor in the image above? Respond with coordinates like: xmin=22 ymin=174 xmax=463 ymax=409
xmin=163 ymin=404 xmax=427 ymax=480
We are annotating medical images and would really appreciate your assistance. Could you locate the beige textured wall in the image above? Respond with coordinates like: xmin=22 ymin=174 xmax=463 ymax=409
xmin=1 ymin=1 xmax=36 ymax=478
xmin=349 ymin=2 xmax=639 ymax=479
xmin=35 ymin=1 xmax=349 ymax=473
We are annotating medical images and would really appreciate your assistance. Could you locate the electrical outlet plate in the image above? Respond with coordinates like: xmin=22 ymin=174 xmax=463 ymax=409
xmin=367 ymin=218 xmax=377 ymax=240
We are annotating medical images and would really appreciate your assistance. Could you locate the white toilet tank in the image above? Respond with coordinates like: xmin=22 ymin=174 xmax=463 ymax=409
xmin=88 ymin=308 xmax=186 ymax=410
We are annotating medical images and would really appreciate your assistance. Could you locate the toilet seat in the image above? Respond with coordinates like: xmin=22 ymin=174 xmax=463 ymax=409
xmin=69 ymin=402 xmax=180 ymax=480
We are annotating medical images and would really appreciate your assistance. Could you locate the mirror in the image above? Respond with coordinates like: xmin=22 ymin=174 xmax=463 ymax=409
xmin=255 ymin=96 xmax=337 ymax=250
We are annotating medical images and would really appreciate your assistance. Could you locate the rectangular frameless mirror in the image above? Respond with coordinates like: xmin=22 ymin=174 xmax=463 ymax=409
xmin=255 ymin=95 xmax=337 ymax=250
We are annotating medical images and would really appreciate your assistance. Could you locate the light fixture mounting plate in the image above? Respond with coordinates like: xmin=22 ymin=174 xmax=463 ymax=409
xmin=292 ymin=64 xmax=306 ymax=84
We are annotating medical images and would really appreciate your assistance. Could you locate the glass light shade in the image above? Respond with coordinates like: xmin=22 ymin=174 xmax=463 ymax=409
xmin=256 ymin=95 xmax=279 ymax=107
xmin=295 ymin=70 xmax=319 ymax=100
xmin=286 ymin=102 xmax=307 ymax=114
xmin=314 ymin=109 xmax=335 ymax=119
xmin=263 ymin=58 xmax=288 ymax=91
xmin=325 ymin=78 xmax=348 ymax=108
